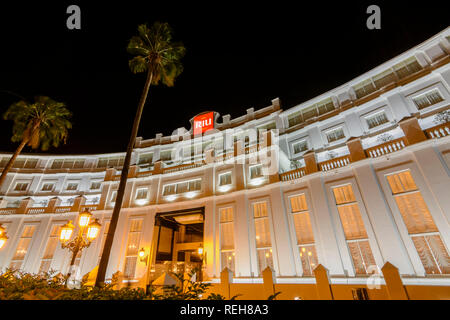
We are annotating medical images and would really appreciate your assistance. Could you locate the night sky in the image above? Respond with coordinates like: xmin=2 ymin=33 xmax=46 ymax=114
xmin=0 ymin=1 xmax=448 ymax=155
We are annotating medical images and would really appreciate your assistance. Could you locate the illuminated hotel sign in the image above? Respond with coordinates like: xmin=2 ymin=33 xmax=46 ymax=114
xmin=193 ymin=111 xmax=215 ymax=135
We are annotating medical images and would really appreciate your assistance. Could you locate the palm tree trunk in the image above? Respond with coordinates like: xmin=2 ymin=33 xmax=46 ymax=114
xmin=0 ymin=121 xmax=40 ymax=189
xmin=0 ymin=139 xmax=28 ymax=189
xmin=95 ymin=69 xmax=154 ymax=287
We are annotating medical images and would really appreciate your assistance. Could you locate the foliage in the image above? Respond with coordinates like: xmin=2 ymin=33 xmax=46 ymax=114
xmin=433 ymin=110 xmax=450 ymax=124
xmin=127 ymin=22 xmax=186 ymax=87
xmin=0 ymin=268 xmax=238 ymax=300
xmin=376 ymin=133 xmax=393 ymax=143
xmin=290 ymin=159 xmax=301 ymax=170
xmin=3 ymin=96 xmax=72 ymax=151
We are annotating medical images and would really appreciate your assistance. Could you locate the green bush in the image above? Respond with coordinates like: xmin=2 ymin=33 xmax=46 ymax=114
xmin=0 ymin=268 xmax=222 ymax=300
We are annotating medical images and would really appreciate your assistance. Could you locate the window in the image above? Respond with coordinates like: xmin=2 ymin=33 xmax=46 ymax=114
xmin=163 ymin=185 xmax=176 ymax=196
xmin=160 ymin=151 xmax=172 ymax=162
xmin=41 ymin=183 xmax=55 ymax=192
xmin=393 ymin=56 xmax=422 ymax=79
xmin=90 ymin=182 xmax=101 ymax=190
xmin=97 ymin=221 xmax=111 ymax=265
xmin=250 ymin=165 xmax=263 ymax=179
xmin=137 ymin=153 xmax=153 ymax=166
xmin=386 ymin=170 xmax=450 ymax=274
xmin=289 ymin=194 xmax=318 ymax=276
xmin=353 ymin=79 xmax=377 ymax=99
xmin=66 ymin=183 xmax=78 ymax=191
xmin=123 ymin=219 xmax=143 ymax=279
xmin=288 ymin=112 xmax=303 ymax=127
xmin=412 ymin=89 xmax=444 ymax=110
xmin=14 ymin=183 xmax=29 ymax=192
xmin=110 ymin=191 xmax=117 ymax=203
xmin=135 ymin=188 xmax=148 ymax=200
xmin=219 ymin=207 xmax=235 ymax=274
xmin=51 ymin=159 xmax=85 ymax=169
xmin=97 ymin=156 xmax=125 ymax=168
xmin=10 ymin=225 xmax=37 ymax=270
xmin=9 ymin=158 xmax=38 ymax=169
xmin=219 ymin=172 xmax=232 ymax=186
xmin=325 ymin=127 xmax=345 ymax=143
xmin=293 ymin=140 xmax=308 ymax=154
xmin=372 ymin=69 xmax=396 ymax=88
xmin=253 ymin=202 xmax=273 ymax=275
xmin=163 ymin=179 xmax=201 ymax=196
xmin=366 ymin=112 xmax=389 ymax=129
xmin=39 ymin=225 xmax=62 ymax=273
xmin=333 ymin=185 xmax=376 ymax=275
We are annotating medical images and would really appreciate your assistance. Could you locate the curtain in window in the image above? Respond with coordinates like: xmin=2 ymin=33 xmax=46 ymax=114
xmin=386 ymin=171 xmax=417 ymax=194
xmin=333 ymin=184 xmax=356 ymax=204
xmin=411 ymin=235 xmax=450 ymax=274
xmin=254 ymin=218 xmax=272 ymax=248
xmin=257 ymin=248 xmax=274 ymax=273
xmin=39 ymin=225 xmax=61 ymax=273
xmin=10 ymin=225 xmax=36 ymax=270
xmin=348 ymin=240 xmax=376 ymax=275
xmin=290 ymin=195 xmax=308 ymax=212
xmin=123 ymin=219 xmax=143 ymax=278
xmin=220 ymin=207 xmax=235 ymax=273
xmin=337 ymin=204 xmax=368 ymax=240
xmin=394 ymin=193 xmax=438 ymax=234
xmin=299 ymin=245 xmax=318 ymax=276
xmin=293 ymin=212 xmax=315 ymax=244
xmin=253 ymin=202 xmax=268 ymax=218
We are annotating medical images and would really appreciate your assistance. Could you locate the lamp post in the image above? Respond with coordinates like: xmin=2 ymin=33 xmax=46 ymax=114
xmin=59 ymin=208 xmax=101 ymax=284
xmin=0 ymin=223 xmax=8 ymax=249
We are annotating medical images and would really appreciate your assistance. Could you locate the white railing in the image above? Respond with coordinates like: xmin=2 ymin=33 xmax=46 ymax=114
xmin=320 ymin=156 xmax=351 ymax=171
xmin=366 ymin=138 xmax=407 ymax=158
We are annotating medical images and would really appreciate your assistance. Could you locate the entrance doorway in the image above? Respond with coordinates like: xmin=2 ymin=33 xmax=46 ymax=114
xmin=149 ymin=207 xmax=204 ymax=282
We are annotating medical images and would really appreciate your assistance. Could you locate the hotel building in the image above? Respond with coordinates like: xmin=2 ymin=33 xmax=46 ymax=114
xmin=1 ymin=28 xmax=450 ymax=299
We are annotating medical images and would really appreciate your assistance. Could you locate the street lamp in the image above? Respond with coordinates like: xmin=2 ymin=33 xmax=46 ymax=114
xmin=59 ymin=208 xmax=101 ymax=284
xmin=0 ymin=223 xmax=8 ymax=249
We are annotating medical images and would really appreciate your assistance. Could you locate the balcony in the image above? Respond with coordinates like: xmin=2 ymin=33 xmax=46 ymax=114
xmin=365 ymin=137 xmax=407 ymax=158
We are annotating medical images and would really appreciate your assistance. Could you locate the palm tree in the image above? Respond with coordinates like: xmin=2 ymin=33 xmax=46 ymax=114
xmin=95 ymin=22 xmax=185 ymax=286
xmin=0 ymin=96 xmax=72 ymax=188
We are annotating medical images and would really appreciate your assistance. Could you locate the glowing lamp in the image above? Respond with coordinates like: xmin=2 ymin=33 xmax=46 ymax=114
xmin=0 ymin=234 xmax=8 ymax=249
xmin=78 ymin=209 xmax=92 ymax=227
xmin=60 ymin=221 xmax=75 ymax=242
xmin=86 ymin=219 xmax=101 ymax=241
xmin=0 ymin=224 xmax=5 ymax=236
xmin=185 ymin=191 xmax=196 ymax=199
xmin=166 ymin=195 xmax=177 ymax=202
xmin=197 ymin=246 xmax=204 ymax=255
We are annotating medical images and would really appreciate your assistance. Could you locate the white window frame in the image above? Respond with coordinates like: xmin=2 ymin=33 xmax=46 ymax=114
xmin=290 ymin=138 xmax=309 ymax=156
xmin=376 ymin=163 xmax=450 ymax=276
xmin=65 ymin=182 xmax=79 ymax=191
xmin=405 ymin=82 xmax=449 ymax=115
xmin=325 ymin=179 xmax=383 ymax=277
xmin=283 ymin=188 xmax=321 ymax=277
xmin=247 ymin=198 xmax=278 ymax=277
xmin=249 ymin=164 xmax=263 ymax=180
xmin=13 ymin=182 xmax=30 ymax=192
xmin=216 ymin=204 xmax=237 ymax=276
xmin=135 ymin=188 xmax=149 ymax=200
xmin=322 ymin=125 xmax=347 ymax=145
xmin=41 ymin=182 xmax=55 ymax=192
xmin=361 ymin=106 xmax=393 ymax=133
xmin=218 ymin=172 xmax=232 ymax=186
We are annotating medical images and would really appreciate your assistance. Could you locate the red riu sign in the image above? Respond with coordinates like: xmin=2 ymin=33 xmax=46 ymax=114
xmin=193 ymin=112 xmax=214 ymax=135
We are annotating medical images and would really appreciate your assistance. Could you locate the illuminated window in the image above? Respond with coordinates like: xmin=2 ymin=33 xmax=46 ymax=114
xmin=219 ymin=172 xmax=232 ymax=186
xmin=365 ymin=112 xmax=389 ymax=129
xmin=333 ymin=184 xmax=376 ymax=275
xmin=250 ymin=165 xmax=263 ymax=179
xmin=97 ymin=221 xmax=111 ymax=265
xmin=110 ymin=191 xmax=117 ymax=203
xmin=219 ymin=207 xmax=235 ymax=274
xmin=412 ymin=89 xmax=444 ymax=110
xmin=97 ymin=156 xmax=125 ymax=168
xmin=135 ymin=188 xmax=148 ymax=200
xmin=10 ymin=225 xmax=37 ymax=270
xmin=163 ymin=179 xmax=201 ymax=196
xmin=289 ymin=194 xmax=318 ymax=276
xmin=39 ymin=225 xmax=62 ymax=273
xmin=393 ymin=56 xmax=422 ymax=79
xmin=353 ymin=79 xmax=376 ymax=99
xmin=137 ymin=153 xmax=153 ymax=166
xmin=253 ymin=202 xmax=273 ymax=275
xmin=123 ymin=219 xmax=143 ymax=279
xmin=51 ymin=159 xmax=84 ymax=169
xmin=325 ymin=127 xmax=345 ymax=143
xmin=386 ymin=170 xmax=450 ymax=274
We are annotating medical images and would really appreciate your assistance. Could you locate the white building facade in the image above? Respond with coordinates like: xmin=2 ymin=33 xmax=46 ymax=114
xmin=1 ymin=28 xmax=450 ymax=289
